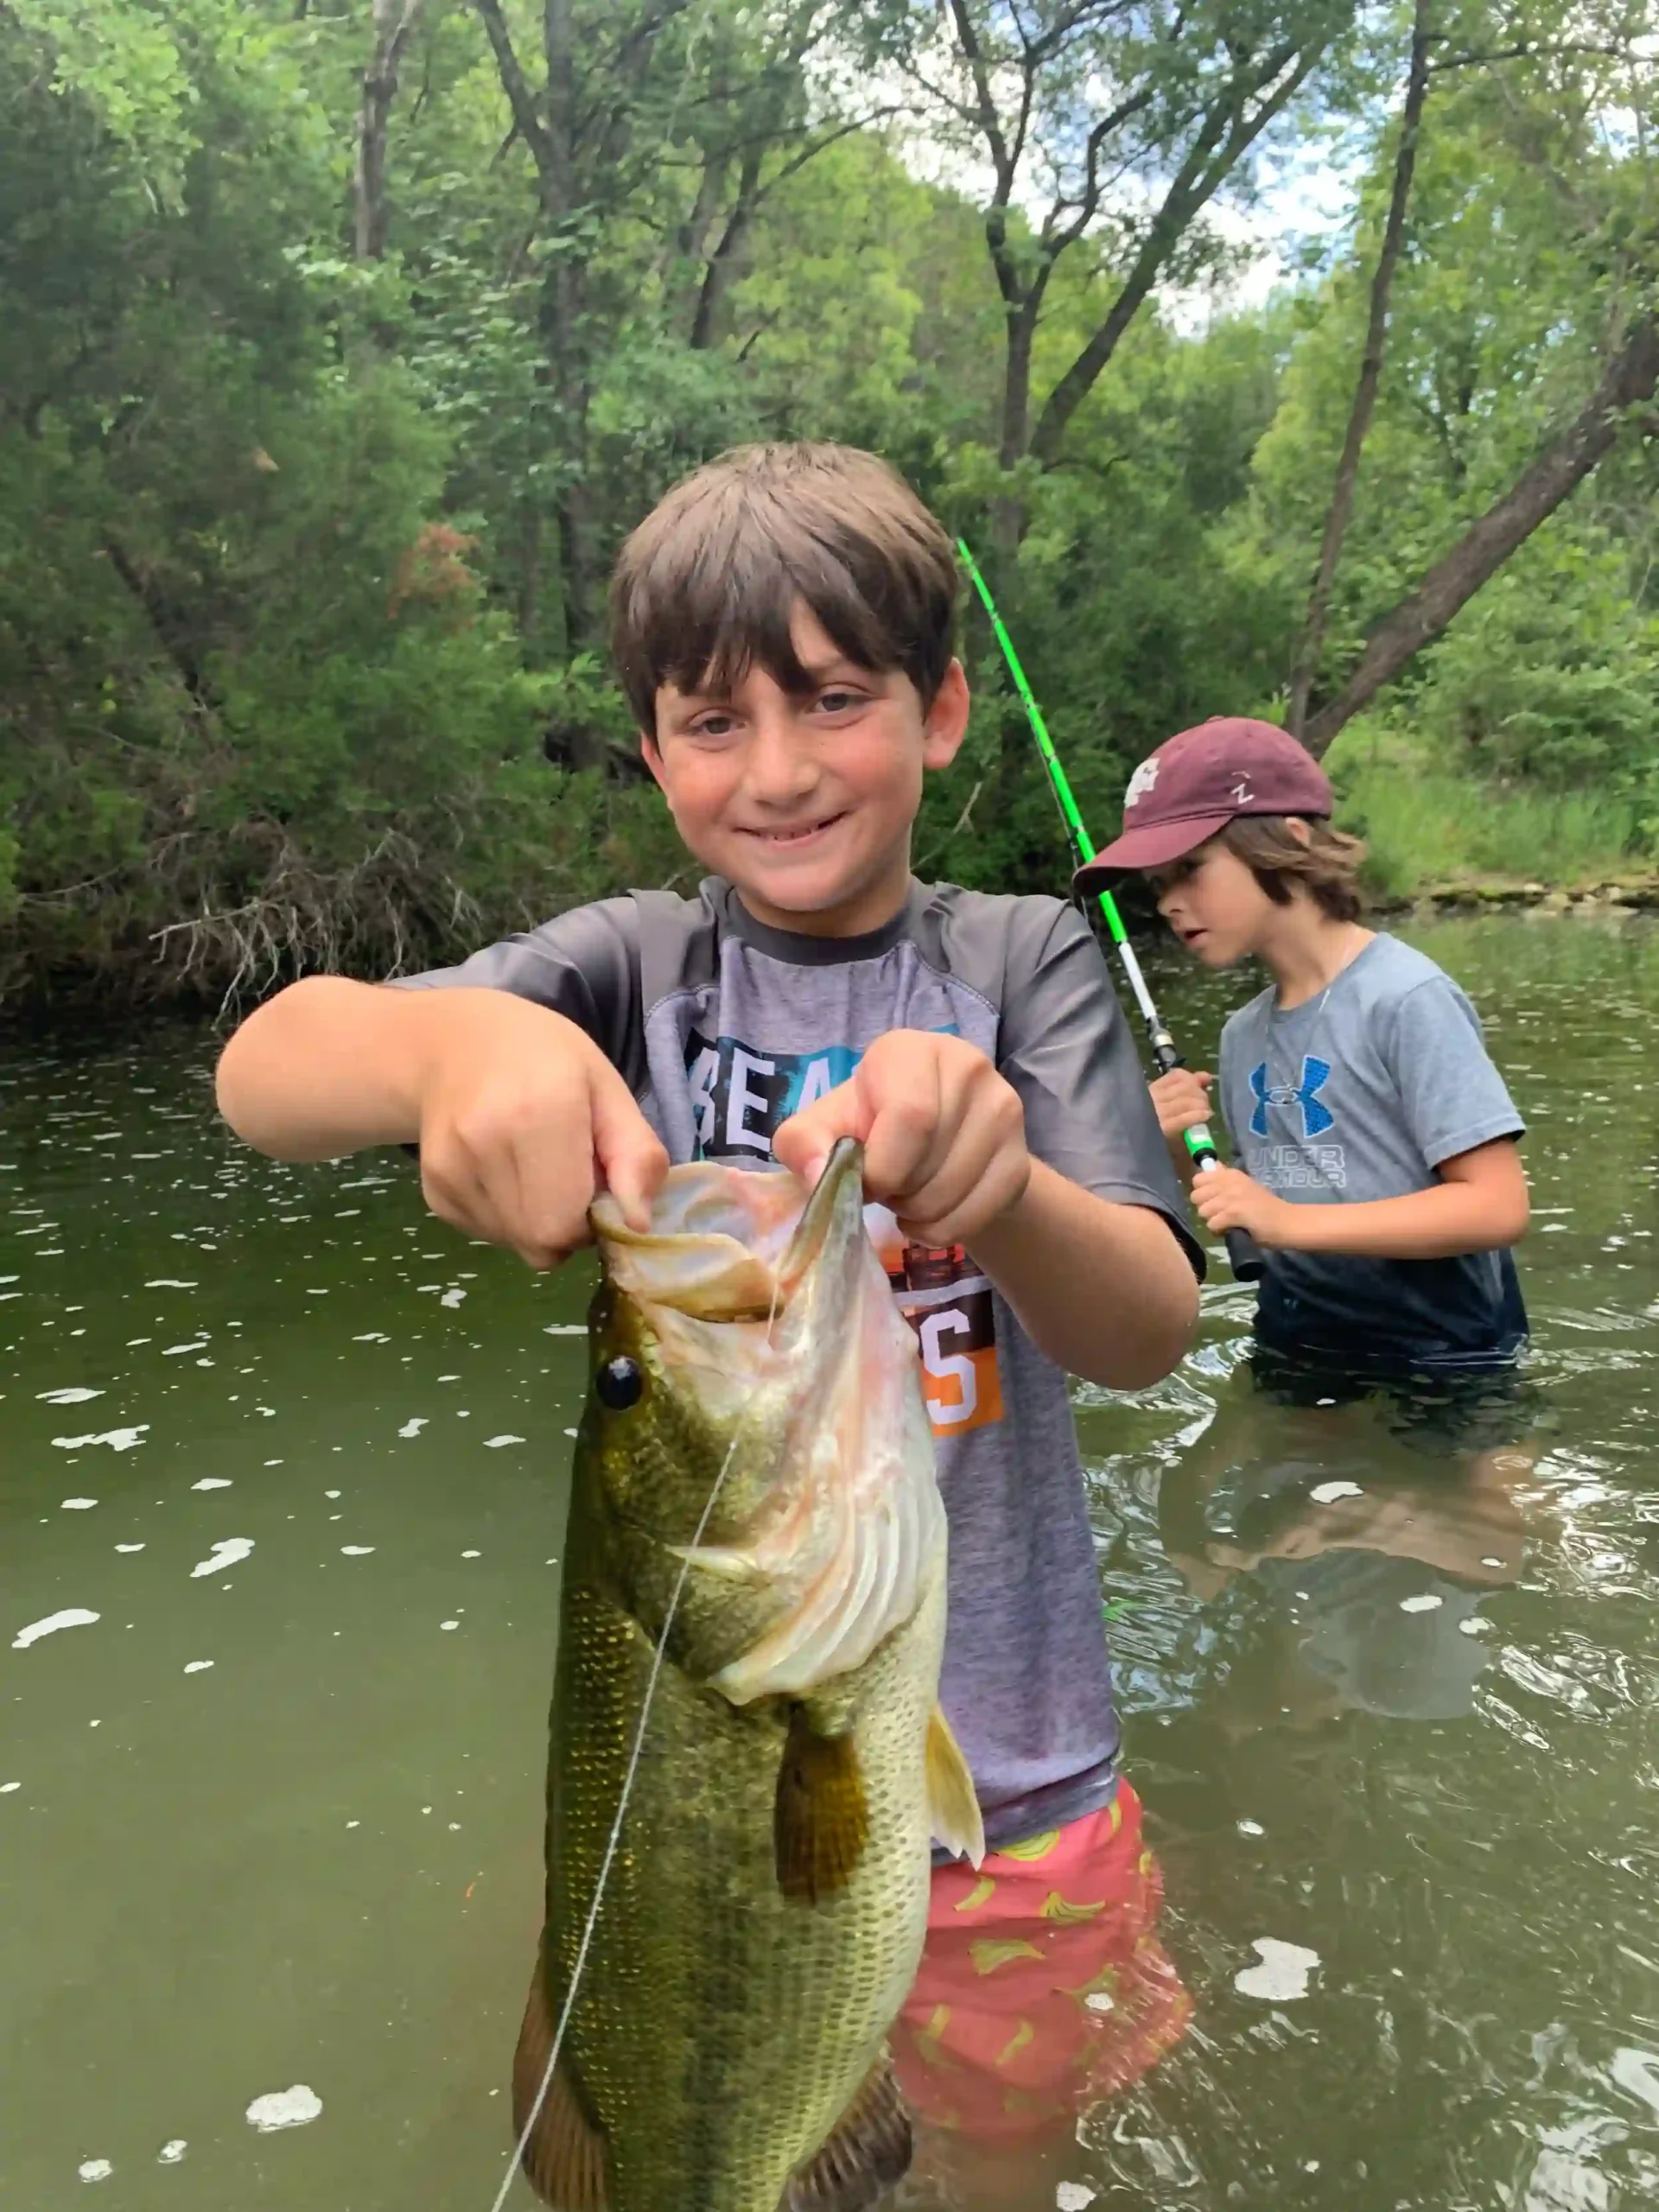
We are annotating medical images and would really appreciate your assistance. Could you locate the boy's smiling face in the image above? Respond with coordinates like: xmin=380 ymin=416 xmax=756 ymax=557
xmin=642 ymin=603 xmax=968 ymax=938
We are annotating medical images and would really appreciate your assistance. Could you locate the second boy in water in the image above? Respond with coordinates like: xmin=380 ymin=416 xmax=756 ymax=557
xmin=1078 ymin=716 xmax=1530 ymax=1382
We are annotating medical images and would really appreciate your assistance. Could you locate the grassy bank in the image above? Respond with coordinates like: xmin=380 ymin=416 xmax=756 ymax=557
xmin=1327 ymin=723 xmax=1655 ymax=905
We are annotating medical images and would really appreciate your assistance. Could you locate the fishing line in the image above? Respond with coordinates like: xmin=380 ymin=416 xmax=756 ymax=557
xmin=485 ymin=1265 xmax=788 ymax=2212
xmin=955 ymin=539 xmax=1266 ymax=1285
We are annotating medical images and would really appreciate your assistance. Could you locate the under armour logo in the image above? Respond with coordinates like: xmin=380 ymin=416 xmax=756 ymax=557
xmin=1125 ymin=756 xmax=1160 ymax=807
xmin=1249 ymin=1056 xmax=1334 ymax=1140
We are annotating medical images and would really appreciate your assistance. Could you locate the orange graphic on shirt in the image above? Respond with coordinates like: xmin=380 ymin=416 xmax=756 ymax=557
xmin=868 ymin=1216 xmax=1007 ymax=1439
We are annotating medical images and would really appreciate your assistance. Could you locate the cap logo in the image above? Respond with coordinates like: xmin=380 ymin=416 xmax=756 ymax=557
xmin=1230 ymin=775 xmax=1255 ymax=803
xmin=1125 ymin=757 xmax=1160 ymax=808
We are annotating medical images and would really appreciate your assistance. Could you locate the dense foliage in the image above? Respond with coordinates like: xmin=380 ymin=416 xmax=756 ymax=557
xmin=1 ymin=0 xmax=1654 ymax=1008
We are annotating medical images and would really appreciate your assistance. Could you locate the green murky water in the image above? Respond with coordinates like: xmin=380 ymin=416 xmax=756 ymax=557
xmin=4 ymin=912 xmax=1658 ymax=2210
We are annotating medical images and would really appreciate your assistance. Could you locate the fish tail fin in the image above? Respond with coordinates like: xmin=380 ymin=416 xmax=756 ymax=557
xmin=926 ymin=1705 xmax=986 ymax=1869
xmin=512 ymin=1949 xmax=608 ymax=2210
xmin=781 ymin=2055 xmax=912 ymax=2211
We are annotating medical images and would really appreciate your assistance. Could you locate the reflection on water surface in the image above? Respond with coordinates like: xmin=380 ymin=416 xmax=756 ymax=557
xmin=4 ymin=917 xmax=1658 ymax=2209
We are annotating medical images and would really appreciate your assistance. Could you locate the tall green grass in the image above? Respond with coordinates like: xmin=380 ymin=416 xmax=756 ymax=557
xmin=1326 ymin=726 xmax=1650 ymax=898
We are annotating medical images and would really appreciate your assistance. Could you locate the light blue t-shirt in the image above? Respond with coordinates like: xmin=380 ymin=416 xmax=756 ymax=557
xmin=1217 ymin=933 xmax=1527 ymax=1369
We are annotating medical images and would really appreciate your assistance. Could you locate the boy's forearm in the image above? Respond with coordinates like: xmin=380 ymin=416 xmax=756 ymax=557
xmin=1278 ymin=1181 xmax=1528 ymax=1261
xmin=215 ymin=976 xmax=438 ymax=1158
xmin=971 ymin=1159 xmax=1198 ymax=1389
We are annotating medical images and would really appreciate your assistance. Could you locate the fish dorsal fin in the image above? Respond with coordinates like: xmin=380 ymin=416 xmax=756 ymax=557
xmin=512 ymin=1952 xmax=608 ymax=2210
xmin=925 ymin=1705 xmax=986 ymax=1868
xmin=779 ymin=2056 xmax=912 ymax=2211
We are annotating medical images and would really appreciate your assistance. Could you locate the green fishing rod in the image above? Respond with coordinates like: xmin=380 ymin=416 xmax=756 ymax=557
xmin=957 ymin=540 xmax=1264 ymax=1284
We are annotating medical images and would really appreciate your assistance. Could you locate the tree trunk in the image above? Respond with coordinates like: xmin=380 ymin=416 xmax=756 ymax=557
xmin=690 ymin=148 xmax=764 ymax=349
xmin=1027 ymin=51 xmax=1323 ymax=468
xmin=988 ymin=295 xmax=1038 ymax=603
xmin=353 ymin=0 xmax=422 ymax=260
xmin=103 ymin=538 xmax=219 ymax=711
xmin=1301 ymin=315 xmax=1659 ymax=756
xmin=1287 ymin=0 xmax=1433 ymax=738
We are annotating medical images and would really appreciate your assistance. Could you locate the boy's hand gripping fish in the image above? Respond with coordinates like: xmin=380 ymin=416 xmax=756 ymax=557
xmin=512 ymin=1138 xmax=984 ymax=2212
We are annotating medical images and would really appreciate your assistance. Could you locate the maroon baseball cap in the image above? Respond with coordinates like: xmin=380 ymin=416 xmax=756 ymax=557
xmin=1075 ymin=717 xmax=1333 ymax=887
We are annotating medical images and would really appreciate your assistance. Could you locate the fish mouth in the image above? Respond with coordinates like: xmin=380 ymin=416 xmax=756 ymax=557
xmin=589 ymin=1142 xmax=866 ymax=1329
xmin=774 ymin=1139 xmax=864 ymax=1306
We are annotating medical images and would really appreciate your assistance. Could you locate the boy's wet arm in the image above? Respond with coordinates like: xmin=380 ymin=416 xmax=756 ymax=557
xmin=970 ymin=1159 xmax=1198 ymax=1389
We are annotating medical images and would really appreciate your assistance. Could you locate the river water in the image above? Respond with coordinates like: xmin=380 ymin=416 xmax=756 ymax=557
xmin=3 ymin=912 xmax=1657 ymax=2211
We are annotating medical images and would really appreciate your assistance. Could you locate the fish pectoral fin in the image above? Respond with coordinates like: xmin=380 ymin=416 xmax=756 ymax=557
xmin=926 ymin=1705 xmax=986 ymax=1869
xmin=779 ymin=2055 xmax=912 ymax=2211
xmin=512 ymin=1951 xmax=608 ymax=2210
xmin=773 ymin=1702 xmax=869 ymax=1905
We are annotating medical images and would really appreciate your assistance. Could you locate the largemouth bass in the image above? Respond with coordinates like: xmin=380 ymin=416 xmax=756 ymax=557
xmin=512 ymin=1138 xmax=983 ymax=2212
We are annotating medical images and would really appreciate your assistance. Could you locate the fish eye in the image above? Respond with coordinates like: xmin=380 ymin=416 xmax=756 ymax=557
xmin=595 ymin=1355 xmax=644 ymax=1412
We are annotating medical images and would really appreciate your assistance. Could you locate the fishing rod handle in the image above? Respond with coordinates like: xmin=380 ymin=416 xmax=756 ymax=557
xmin=1190 ymin=1151 xmax=1267 ymax=1283
xmin=1147 ymin=1035 xmax=1266 ymax=1280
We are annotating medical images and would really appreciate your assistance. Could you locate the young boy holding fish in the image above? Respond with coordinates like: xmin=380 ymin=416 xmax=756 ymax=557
xmin=216 ymin=442 xmax=1204 ymax=2172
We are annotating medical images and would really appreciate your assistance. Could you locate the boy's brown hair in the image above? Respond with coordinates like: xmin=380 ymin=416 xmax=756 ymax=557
xmin=609 ymin=442 xmax=958 ymax=732
xmin=1218 ymin=816 xmax=1367 ymax=922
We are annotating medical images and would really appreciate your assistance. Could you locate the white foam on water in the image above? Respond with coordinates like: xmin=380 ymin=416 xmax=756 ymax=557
xmin=1 ymin=1780 xmax=20 ymax=1793
xmin=53 ymin=1427 xmax=148 ymax=1452
xmin=483 ymin=1434 xmax=524 ymax=1449
xmin=115 ymin=1542 xmax=145 ymax=1554
xmin=157 ymin=2140 xmax=188 ymax=2164
xmin=397 ymin=1418 xmax=427 ymax=1439
xmin=78 ymin=2158 xmax=113 ymax=2183
xmin=353 ymin=1332 xmax=391 ymax=1344
xmin=441 ymin=1620 xmax=459 ymax=1631
xmin=325 ymin=1488 xmax=341 ymax=1498
xmin=1400 ymin=1593 xmax=1444 ymax=1613
xmin=1237 ymin=1819 xmax=1265 ymax=1836
xmin=1235 ymin=1937 xmax=1321 ymax=2001
xmin=1310 ymin=1480 xmax=1363 ymax=1503
xmin=440 ymin=1288 xmax=466 ymax=1307
xmin=14 ymin=1608 xmax=100 ymax=1649
xmin=183 ymin=1661 xmax=213 ymax=1675
xmin=61 ymin=1497 xmax=99 ymax=1511
xmin=144 ymin=1280 xmax=197 ymax=1289
xmin=543 ymin=1324 xmax=586 ymax=1335
xmin=192 ymin=1478 xmax=232 ymax=1491
xmin=461 ymin=1549 xmax=480 ymax=1559
xmin=189 ymin=1538 xmax=253 ymax=1580
xmin=340 ymin=1546 xmax=375 ymax=1557
xmin=1460 ymin=1618 xmax=1491 ymax=1637
xmin=38 ymin=1387 xmax=103 ymax=1405
xmin=1481 ymin=1555 xmax=1504 ymax=1567
xmin=1611 ymin=2047 xmax=1659 ymax=2116
xmin=563 ymin=1427 xmax=578 ymax=1439
xmin=1056 ymin=2187 xmax=1097 ymax=2210
xmin=245 ymin=2084 xmax=322 ymax=2133
xmin=162 ymin=1341 xmax=210 ymax=1357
